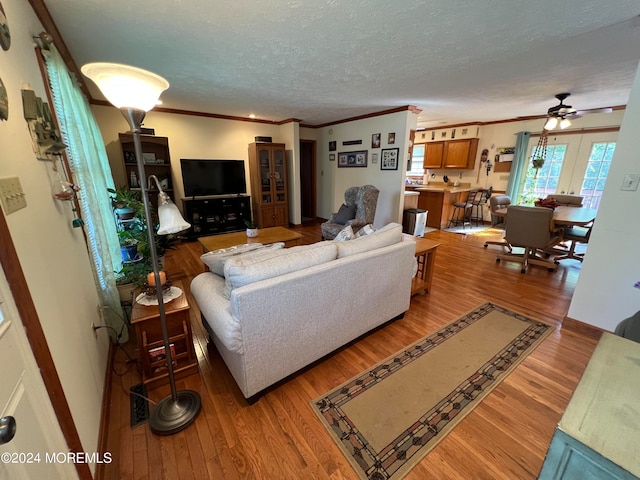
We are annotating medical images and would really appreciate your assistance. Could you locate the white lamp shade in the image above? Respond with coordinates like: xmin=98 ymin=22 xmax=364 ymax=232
xmin=157 ymin=200 xmax=190 ymax=235
xmin=81 ymin=62 xmax=169 ymax=112
xmin=544 ymin=117 xmax=558 ymax=130
xmin=560 ymin=118 xmax=572 ymax=129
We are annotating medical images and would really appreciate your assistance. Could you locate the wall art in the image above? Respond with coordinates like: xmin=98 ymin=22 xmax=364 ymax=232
xmin=0 ymin=2 xmax=10 ymax=51
xmin=388 ymin=132 xmax=395 ymax=144
xmin=371 ymin=133 xmax=380 ymax=148
xmin=22 ymin=87 xmax=66 ymax=160
xmin=329 ymin=154 xmax=335 ymax=161
xmin=342 ymin=139 xmax=362 ymax=146
xmin=338 ymin=150 xmax=368 ymax=168
xmin=381 ymin=148 xmax=399 ymax=170
xmin=0 ymin=76 xmax=7 ymax=121
xmin=329 ymin=141 xmax=336 ymax=151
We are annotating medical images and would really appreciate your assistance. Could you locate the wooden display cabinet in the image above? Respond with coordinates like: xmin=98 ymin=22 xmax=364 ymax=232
xmin=248 ymin=142 xmax=289 ymax=228
xmin=130 ymin=280 xmax=198 ymax=389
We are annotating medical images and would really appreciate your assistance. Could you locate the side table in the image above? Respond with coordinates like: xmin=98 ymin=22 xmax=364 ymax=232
xmin=411 ymin=237 xmax=441 ymax=296
xmin=130 ymin=279 xmax=198 ymax=390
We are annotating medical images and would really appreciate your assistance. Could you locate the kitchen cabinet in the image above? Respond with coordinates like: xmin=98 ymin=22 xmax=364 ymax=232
xmin=421 ymin=138 xmax=479 ymax=170
xmin=443 ymin=138 xmax=479 ymax=169
xmin=424 ymin=141 xmax=444 ymax=168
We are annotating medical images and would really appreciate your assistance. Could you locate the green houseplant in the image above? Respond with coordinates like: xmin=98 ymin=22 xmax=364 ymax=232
xmin=245 ymin=219 xmax=258 ymax=238
xmin=108 ymin=186 xmax=144 ymax=220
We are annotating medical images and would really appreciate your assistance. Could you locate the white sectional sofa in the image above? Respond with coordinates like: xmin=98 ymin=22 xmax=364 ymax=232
xmin=190 ymin=223 xmax=415 ymax=401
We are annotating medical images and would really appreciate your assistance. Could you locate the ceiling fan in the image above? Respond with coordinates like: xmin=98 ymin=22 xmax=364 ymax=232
xmin=544 ymin=93 xmax=612 ymax=130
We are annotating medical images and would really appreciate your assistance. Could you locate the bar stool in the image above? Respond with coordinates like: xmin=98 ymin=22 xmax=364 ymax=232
xmin=470 ymin=187 xmax=492 ymax=226
xmin=447 ymin=190 xmax=479 ymax=229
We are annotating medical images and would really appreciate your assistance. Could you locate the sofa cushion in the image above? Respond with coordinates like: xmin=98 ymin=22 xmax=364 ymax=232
xmin=336 ymin=222 xmax=402 ymax=258
xmin=332 ymin=203 xmax=356 ymax=224
xmin=224 ymin=242 xmax=338 ymax=297
xmin=201 ymin=242 xmax=283 ymax=277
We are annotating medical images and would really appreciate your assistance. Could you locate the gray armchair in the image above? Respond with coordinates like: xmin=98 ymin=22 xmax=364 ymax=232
xmin=497 ymin=205 xmax=563 ymax=273
xmin=321 ymin=185 xmax=379 ymax=240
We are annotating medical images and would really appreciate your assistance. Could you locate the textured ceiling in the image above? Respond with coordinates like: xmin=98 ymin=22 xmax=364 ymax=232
xmin=43 ymin=0 xmax=640 ymax=127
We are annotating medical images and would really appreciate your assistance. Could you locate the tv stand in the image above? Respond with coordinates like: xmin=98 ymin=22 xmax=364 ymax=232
xmin=182 ymin=195 xmax=251 ymax=240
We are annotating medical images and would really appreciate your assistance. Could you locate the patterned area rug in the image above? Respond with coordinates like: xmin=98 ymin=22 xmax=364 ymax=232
xmin=311 ymin=302 xmax=552 ymax=480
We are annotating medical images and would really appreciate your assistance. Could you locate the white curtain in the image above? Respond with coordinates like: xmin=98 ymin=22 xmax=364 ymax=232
xmin=43 ymin=46 xmax=127 ymax=342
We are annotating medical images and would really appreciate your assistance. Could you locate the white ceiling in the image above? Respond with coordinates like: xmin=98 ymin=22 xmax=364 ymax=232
xmin=43 ymin=0 xmax=640 ymax=128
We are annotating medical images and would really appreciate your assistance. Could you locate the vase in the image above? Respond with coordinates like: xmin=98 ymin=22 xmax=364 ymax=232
xmin=246 ymin=228 xmax=258 ymax=238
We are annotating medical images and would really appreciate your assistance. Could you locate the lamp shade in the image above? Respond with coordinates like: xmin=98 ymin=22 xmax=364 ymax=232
xmin=81 ymin=62 xmax=169 ymax=112
xmin=560 ymin=118 xmax=571 ymax=129
xmin=157 ymin=199 xmax=191 ymax=235
xmin=543 ymin=117 xmax=558 ymax=130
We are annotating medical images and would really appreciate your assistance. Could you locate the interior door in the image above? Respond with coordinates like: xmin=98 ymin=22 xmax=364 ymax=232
xmin=299 ymin=140 xmax=316 ymax=220
xmin=0 ymin=266 xmax=76 ymax=479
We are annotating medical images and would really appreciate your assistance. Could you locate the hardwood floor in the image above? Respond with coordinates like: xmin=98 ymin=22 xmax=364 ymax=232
xmin=99 ymin=222 xmax=598 ymax=480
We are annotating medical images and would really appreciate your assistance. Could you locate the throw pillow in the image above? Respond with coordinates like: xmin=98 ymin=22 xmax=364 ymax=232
xmin=354 ymin=224 xmax=375 ymax=238
xmin=334 ymin=225 xmax=355 ymax=241
xmin=332 ymin=203 xmax=356 ymax=224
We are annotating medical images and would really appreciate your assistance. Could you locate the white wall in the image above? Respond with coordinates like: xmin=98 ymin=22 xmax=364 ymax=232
xmin=568 ymin=62 xmax=640 ymax=330
xmin=317 ymin=110 xmax=418 ymax=228
xmin=0 ymin=0 xmax=109 ymax=467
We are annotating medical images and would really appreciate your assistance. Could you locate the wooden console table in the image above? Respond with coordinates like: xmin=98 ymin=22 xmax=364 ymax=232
xmin=539 ymin=333 xmax=640 ymax=479
xmin=130 ymin=279 xmax=198 ymax=390
xmin=411 ymin=237 xmax=441 ymax=296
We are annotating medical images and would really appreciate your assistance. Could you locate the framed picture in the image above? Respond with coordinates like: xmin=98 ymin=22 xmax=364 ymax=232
xmin=329 ymin=141 xmax=336 ymax=151
xmin=338 ymin=150 xmax=368 ymax=168
xmin=142 ymin=152 xmax=156 ymax=164
xmin=123 ymin=151 xmax=136 ymax=164
xmin=381 ymin=148 xmax=399 ymax=170
xmin=372 ymin=153 xmax=378 ymax=164
xmin=371 ymin=133 xmax=381 ymax=149
xmin=329 ymin=154 xmax=335 ymax=161
xmin=388 ymin=132 xmax=395 ymax=144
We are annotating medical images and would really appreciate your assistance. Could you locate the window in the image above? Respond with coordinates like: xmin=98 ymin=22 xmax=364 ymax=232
xmin=520 ymin=144 xmax=567 ymax=203
xmin=408 ymin=144 xmax=424 ymax=175
xmin=580 ymin=142 xmax=615 ymax=209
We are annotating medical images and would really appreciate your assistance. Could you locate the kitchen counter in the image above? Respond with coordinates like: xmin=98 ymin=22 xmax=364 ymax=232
xmin=406 ymin=182 xmax=472 ymax=229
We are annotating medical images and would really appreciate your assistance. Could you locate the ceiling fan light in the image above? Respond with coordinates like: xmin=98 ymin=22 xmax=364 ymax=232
xmin=560 ymin=118 xmax=571 ymax=129
xmin=544 ymin=117 xmax=558 ymax=130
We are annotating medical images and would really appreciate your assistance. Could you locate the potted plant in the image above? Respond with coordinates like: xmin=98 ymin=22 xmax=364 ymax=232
xmin=117 ymin=230 xmax=140 ymax=262
xmin=115 ymin=261 xmax=149 ymax=303
xmin=108 ymin=186 xmax=143 ymax=220
xmin=245 ymin=219 xmax=258 ymax=238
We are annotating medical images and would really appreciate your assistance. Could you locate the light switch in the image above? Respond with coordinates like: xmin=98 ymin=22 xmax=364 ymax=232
xmin=0 ymin=177 xmax=27 ymax=214
xmin=621 ymin=174 xmax=640 ymax=192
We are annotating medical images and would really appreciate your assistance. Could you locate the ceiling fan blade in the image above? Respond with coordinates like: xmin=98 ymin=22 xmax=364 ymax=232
xmin=573 ymin=107 xmax=613 ymax=116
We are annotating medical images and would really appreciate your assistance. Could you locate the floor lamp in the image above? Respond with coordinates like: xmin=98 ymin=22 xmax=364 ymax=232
xmin=82 ymin=62 xmax=201 ymax=435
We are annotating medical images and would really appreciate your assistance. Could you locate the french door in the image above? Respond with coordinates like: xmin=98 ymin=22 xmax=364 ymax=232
xmin=520 ymin=131 xmax=617 ymax=208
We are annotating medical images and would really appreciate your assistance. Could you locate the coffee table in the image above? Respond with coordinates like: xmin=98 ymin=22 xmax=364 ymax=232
xmin=198 ymin=226 xmax=303 ymax=253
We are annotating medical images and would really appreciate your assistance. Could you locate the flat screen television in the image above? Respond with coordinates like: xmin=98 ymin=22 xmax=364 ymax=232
xmin=180 ymin=159 xmax=247 ymax=197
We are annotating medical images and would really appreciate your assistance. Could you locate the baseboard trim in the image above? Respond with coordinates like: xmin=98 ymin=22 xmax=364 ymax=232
xmin=94 ymin=340 xmax=116 ymax=480
xmin=562 ymin=316 xmax=606 ymax=340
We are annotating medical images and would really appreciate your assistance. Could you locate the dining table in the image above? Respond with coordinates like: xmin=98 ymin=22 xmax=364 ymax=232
xmin=494 ymin=205 xmax=597 ymax=227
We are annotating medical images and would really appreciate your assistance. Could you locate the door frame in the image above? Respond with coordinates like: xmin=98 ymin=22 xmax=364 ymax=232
xmin=0 ymin=212 xmax=91 ymax=480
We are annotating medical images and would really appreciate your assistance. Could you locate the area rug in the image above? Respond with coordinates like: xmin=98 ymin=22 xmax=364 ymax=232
xmin=442 ymin=224 xmax=490 ymax=235
xmin=311 ymin=302 xmax=551 ymax=480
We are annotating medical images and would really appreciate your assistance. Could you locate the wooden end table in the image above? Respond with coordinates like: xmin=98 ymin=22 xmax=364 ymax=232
xmin=411 ymin=237 xmax=441 ymax=296
xmin=198 ymin=226 xmax=303 ymax=253
xmin=130 ymin=279 xmax=198 ymax=389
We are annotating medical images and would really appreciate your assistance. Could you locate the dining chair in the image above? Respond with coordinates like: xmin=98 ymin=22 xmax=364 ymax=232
xmin=484 ymin=194 xmax=511 ymax=251
xmin=553 ymin=222 xmax=593 ymax=263
xmin=496 ymin=205 xmax=563 ymax=273
xmin=546 ymin=194 xmax=583 ymax=207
